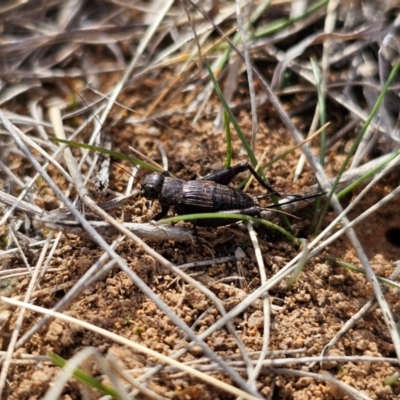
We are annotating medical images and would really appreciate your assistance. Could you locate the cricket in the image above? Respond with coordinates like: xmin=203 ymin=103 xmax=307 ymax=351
xmin=141 ymin=161 xmax=318 ymax=227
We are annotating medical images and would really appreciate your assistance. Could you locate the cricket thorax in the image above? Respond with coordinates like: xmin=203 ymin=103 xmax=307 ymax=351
xmin=159 ymin=177 xmax=185 ymax=206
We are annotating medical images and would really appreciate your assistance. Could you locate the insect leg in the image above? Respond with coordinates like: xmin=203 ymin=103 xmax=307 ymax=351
xmin=241 ymin=162 xmax=279 ymax=196
xmin=236 ymin=206 xmax=263 ymax=218
xmin=203 ymin=161 xmax=278 ymax=195
xmin=263 ymin=191 xmax=325 ymax=208
xmin=192 ymin=221 xmax=204 ymax=249
xmin=153 ymin=205 xmax=170 ymax=221
xmin=202 ymin=162 xmax=249 ymax=185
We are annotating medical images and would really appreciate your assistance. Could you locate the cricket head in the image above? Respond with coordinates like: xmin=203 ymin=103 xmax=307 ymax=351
xmin=142 ymin=172 xmax=164 ymax=200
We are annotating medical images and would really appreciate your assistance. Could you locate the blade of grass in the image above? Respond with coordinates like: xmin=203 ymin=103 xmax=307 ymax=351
xmin=53 ymin=139 xmax=162 ymax=172
xmin=286 ymin=239 xmax=308 ymax=286
xmin=314 ymin=59 xmax=400 ymax=234
xmin=337 ymin=147 xmax=400 ymax=198
xmin=214 ymin=0 xmax=273 ymax=78
xmin=128 ymin=146 xmax=165 ymax=171
xmin=383 ymin=373 xmax=400 ymax=387
xmin=214 ymin=0 xmax=327 ymax=65
xmin=204 ymin=58 xmax=258 ymax=170
xmin=224 ymin=110 xmax=232 ymax=168
xmin=204 ymin=57 xmax=291 ymax=228
xmin=236 ymin=0 xmax=258 ymax=156
xmin=253 ymin=0 xmax=328 ymax=38
xmin=325 ymin=258 xmax=400 ymax=290
xmin=50 ymin=353 xmax=122 ymax=399
xmin=158 ymin=212 xmax=298 ymax=243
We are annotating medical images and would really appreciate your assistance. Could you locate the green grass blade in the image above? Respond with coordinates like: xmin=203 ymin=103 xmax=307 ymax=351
xmin=314 ymin=60 xmax=400 ymax=234
xmin=50 ymin=353 xmax=122 ymax=399
xmin=204 ymin=58 xmax=290 ymax=228
xmin=214 ymin=0 xmax=272 ymax=77
xmin=383 ymin=373 xmax=400 ymax=387
xmin=325 ymin=257 xmax=400 ymax=290
xmin=286 ymin=239 xmax=308 ymax=286
xmin=54 ymin=138 xmax=162 ymax=172
xmin=158 ymin=212 xmax=298 ymax=243
xmin=204 ymin=59 xmax=258 ymax=169
xmin=223 ymin=110 xmax=232 ymax=168
xmin=253 ymin=0 xmax=328 ymax=38
xmin=337 ymin=149 xmax=400 ymax=198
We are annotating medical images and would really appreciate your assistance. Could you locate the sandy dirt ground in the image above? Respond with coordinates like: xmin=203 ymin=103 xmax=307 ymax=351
xmin=2 ymin=89 xmax=400 ymax=399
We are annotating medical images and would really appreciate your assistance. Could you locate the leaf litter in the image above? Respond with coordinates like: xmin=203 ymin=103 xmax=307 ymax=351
xmin=0 ymin=0 xmax=400 ymax=399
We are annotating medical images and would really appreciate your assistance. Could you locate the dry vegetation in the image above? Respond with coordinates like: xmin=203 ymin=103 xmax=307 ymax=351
xmin=1 ymin=0 xmax=400 ymax=399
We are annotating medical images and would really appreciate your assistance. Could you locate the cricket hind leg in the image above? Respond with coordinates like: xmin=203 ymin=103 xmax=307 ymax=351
xmin=236 ymin=205 xmax=264 ymax=218
xmin=203 ymin=161 xmax=279 ymax=196
xmin=152 ymin=205 xmax=170 ymax=221
xmin=191 ymin=221 xmax=203 ymax=249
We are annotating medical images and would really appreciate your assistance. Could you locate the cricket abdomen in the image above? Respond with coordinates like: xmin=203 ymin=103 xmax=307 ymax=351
xmin=210 ymin=183 xmax=256 ymax=210
xmin=180 ymin=180 xmax=256 ymax=213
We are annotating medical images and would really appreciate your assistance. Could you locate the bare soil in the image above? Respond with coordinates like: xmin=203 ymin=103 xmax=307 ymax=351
xmin=2 ymin=81 xmax=400 ymax=399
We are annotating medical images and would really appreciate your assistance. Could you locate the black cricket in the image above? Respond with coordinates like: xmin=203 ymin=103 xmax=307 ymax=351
xmin=142 ymin=161 xmax=278 ymax=227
